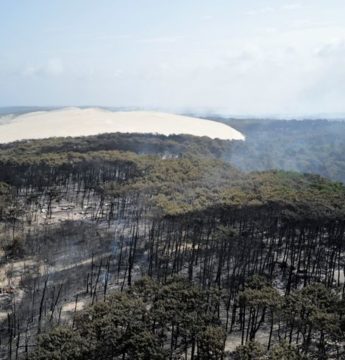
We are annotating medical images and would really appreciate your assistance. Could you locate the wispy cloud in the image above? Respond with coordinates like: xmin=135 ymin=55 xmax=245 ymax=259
xmin=92 ymin=34 xmax=131 ymax=41
xmin=2 ymin=0 xmax=345 ymax=115
xmin=316 ymin=39 xmax=345 ymax=58
xmin=22 ymin=58 xmax=64 ymax=77
xmin=282 ymin=3 xmax=302 ymax=11
xmin=139 ymin=36 xmax=184 ymax=44
xmin=245 ymin=6 xmax=275 ymax=16
xmin=246 ymin=3 xmax=302 ymax=16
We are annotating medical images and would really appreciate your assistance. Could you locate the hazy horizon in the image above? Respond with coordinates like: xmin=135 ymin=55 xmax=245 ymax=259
xmin=1 ymin=1 xmax=345 ymax=116
xmin=1 ymin=105 xmax=345 ymax=120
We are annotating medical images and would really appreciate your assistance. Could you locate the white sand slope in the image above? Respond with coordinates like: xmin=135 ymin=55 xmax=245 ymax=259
xmin=0 ymin=108 xmax=245 ymax=143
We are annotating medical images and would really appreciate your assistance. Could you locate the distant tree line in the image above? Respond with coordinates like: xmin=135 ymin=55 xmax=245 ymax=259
xmin=214 ymin=118 xmax=345 ymax=183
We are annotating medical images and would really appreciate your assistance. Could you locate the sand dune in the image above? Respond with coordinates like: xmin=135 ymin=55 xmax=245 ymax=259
xmin=0 ymin=108 xmax=245 ymax=143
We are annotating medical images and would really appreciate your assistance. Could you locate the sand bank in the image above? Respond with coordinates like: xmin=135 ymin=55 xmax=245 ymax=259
xmin=0 ymin=108 xmax=245 ymax=143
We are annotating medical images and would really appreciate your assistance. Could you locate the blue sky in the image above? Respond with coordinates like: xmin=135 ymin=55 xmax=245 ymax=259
xmin=1 ymin=0 xmax=345 ymax=115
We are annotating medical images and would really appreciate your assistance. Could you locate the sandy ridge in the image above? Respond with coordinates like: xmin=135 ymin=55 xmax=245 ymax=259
xmin=0 ymin=108 xmax=245 ymax=143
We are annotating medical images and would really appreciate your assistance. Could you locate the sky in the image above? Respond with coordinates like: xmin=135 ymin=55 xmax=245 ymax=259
xmin=1 ymin=0 xmax=345 ymax=116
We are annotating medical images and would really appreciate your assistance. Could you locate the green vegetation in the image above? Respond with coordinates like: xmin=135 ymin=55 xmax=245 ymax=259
xmin=31 ymin=277 xmax=345 ymax=359
xmin=30 ymin=278 xmax=223 ymax=360
xmin=3 ymin=142 xmax=344 ymax=217
xmin=0 ymin=131 xmax=230 ymax=159
xmin=233 ymin=340 xmax=303 ymax=360
xmin=1 ymin=130 xmax=345 ymax=359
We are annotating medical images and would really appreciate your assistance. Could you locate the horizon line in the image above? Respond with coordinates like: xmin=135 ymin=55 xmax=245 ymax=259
xmin=0 ymin=105 xmax=345 ymax=120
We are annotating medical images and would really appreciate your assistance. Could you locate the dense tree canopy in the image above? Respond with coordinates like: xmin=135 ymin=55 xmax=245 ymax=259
xmin=30 ymin=278 xmax=224 ymax=360
xmin=0 ymin=130 xmax=345 ymax=359
xmin=31 ymin=278 xmax=345 ymax=359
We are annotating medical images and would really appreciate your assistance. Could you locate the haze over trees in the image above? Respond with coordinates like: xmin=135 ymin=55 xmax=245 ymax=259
xmin=0 ymin=129 xmax=344 ymax=359
xmin=218 ymin=118 xmax=345 ymax=183
xmin=2 ymin=0 xmax=345 ymax=357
